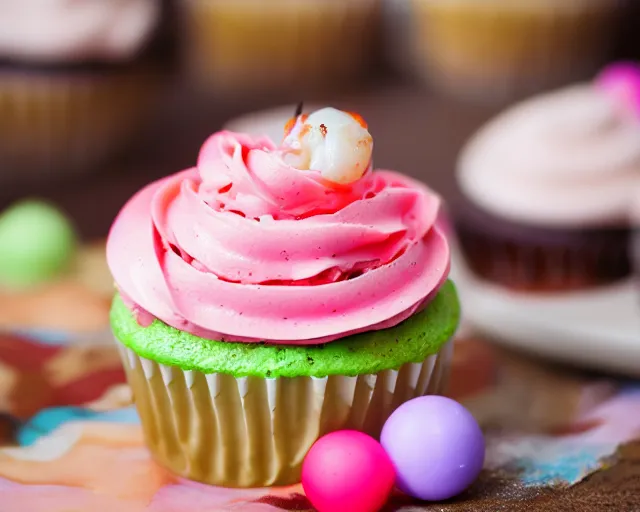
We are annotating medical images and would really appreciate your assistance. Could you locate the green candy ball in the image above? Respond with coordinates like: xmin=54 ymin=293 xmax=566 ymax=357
xmin=0 ymin=200 xmax=77 ymax=288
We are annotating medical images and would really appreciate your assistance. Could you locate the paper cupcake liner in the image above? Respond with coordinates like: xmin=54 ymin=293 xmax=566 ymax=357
xmin=116 ymin=339 xmax=452 ymax=488
xmin=455 ymin=226 xmax=631 ymax=292
xmin=409 ymin=0 xmax=620 ymax=102
xmin=184 ymin=0 xmax=379 ymax=96
xmin=0 ymin=68 xmax=159 ymax=182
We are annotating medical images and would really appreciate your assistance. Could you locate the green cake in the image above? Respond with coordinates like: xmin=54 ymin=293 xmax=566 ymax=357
xmin=112 ymin=280 xmax=459 ymax=378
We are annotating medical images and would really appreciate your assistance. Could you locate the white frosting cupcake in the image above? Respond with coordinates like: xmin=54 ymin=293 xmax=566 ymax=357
xmin=458 ymin=84 xmax=640 ymax=227
xmin=0 ymin=0 xmax=161 ymax=63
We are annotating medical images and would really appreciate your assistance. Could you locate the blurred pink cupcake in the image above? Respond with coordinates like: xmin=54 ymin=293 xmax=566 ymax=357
xmin=452 ymin=63 xmax=640 ymax=291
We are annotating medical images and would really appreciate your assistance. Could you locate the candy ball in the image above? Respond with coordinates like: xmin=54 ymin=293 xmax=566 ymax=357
xmin=0 ymin=200 xmax=77 ymax=288
xmin=302 ymin=430 xmax=395 ymax=512
xmin=380 ymin=396 xmax=484 ymax=502
xmin=596 ymin=61 xmax=640 ymax=116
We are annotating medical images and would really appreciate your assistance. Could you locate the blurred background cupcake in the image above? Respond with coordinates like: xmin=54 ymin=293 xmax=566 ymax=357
xmin=0 ymin=0 xmax=177 ymax=184
xmin=452 ymin=64 xmax=640 ymax=292
xmin=182 ymin=0 xmax=380 ymax=100
xmin=408 ymin=0 xmax=624 ymax=104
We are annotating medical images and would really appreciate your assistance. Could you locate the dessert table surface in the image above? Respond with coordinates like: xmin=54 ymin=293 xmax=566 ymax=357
xmin=0 ymin=83 xmax=639 ymax=511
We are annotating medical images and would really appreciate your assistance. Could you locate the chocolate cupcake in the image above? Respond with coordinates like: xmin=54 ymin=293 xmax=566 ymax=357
xmin=452 ymin=63 xmax=640 ymax=292
xmin=0 ymin=0 xmax=177 ymax=183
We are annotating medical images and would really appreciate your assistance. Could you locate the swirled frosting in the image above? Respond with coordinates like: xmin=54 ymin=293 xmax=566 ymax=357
xmin=458 ymin=84 xmax=640 ymax=227
xmin=107 ymin=118 xmax=449 ymax=345
xmin=0 ymin=0 xmax=160 ymax=63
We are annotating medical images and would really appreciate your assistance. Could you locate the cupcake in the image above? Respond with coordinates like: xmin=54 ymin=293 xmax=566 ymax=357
xmin=409 ymin=0 xmax=621 ymax=103
xmin=183 ymin=0 xmax=380 ymax=97
xmin=0 ymin=0 xmax=174 ymax=182
xmin=107 ymin=107 xmax=459 ymax=487
xmin=452 ymin=64 xmax=640 ymax=292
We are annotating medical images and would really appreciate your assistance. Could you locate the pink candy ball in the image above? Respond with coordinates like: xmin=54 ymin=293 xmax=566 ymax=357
xmin=596 ymin=61 xmax=640 ymax=116
xmin=302 ymin=430 xmax=395 ymax=512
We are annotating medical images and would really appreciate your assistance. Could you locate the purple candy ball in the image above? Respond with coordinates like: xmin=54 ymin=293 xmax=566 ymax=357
xmin=380 ymin=396 xmax=485 ymax=502
xmin=596 ymin=61 xmax=640 ymax=116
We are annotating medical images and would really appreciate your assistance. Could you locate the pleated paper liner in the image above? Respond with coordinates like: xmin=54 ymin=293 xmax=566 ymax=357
xmin=117 ymin=340 xmax=452 ymax=488
xmin=0 ymin=68 xmax=158 ymax=183
xmin=410 ymin=0 xmax=620 ymax=103
xmin=184 ymin=0 xmax=379 ymax=97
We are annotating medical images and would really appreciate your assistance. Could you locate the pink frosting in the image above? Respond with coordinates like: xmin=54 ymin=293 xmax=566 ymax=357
xmin=107 ymin=131 xmax=450 ymax=344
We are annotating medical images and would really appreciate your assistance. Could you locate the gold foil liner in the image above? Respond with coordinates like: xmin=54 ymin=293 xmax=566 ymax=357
xmin=184 ymin=0 xmax=379 ymax=96
xmin=410 ymin=0 xmax=620 ymax=102
xmin=117 ymin=339 xmax=452 ymax=488
xmin=0 ymin=68 xmax=158 ymax=182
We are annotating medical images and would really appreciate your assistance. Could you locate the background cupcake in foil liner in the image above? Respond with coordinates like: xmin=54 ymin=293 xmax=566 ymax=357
xmin=107 ymin=108 xmax=460 ymax=487
xmin=182 ymin=0 xmax=380 ymax=98
xmin=452 ymin=64 xmax=640 ymax=292
xmin=0 ymin=0 xmax=177 ymax=183
xmin=409 ymin=0 xmax=623 ymax=103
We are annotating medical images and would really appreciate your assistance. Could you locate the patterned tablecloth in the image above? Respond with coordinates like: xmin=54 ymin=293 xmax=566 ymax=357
xmin=1 ymin=324 xmax=639 ymax=512
xmin=0 ymin=242 xmax=637 ymax=511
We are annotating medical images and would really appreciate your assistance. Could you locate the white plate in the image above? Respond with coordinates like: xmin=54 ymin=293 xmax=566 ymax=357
xmin=450 ymin=249 xmax=640 ymax=377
